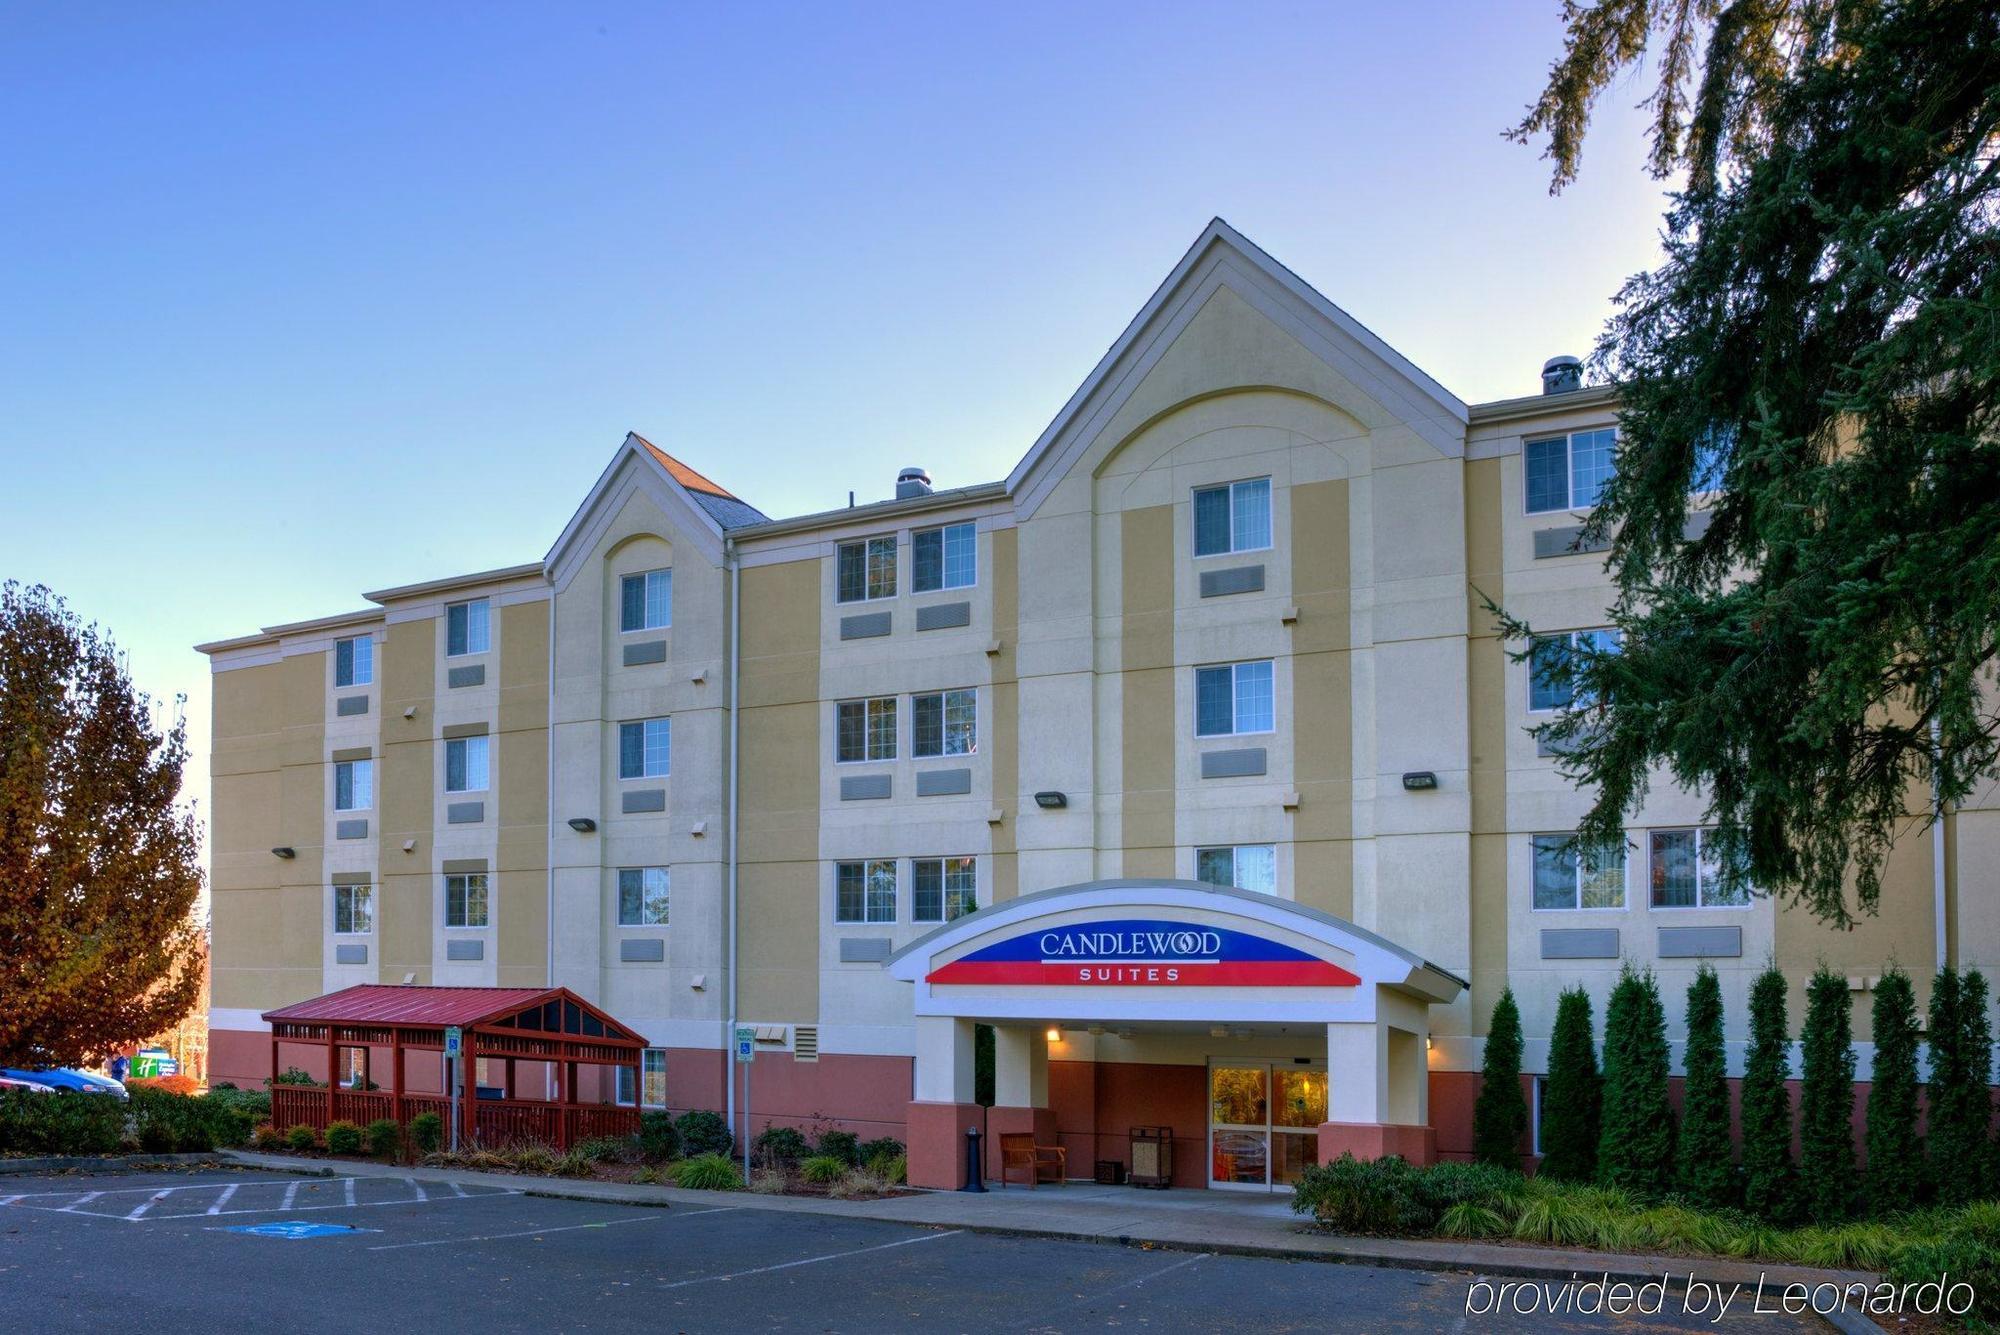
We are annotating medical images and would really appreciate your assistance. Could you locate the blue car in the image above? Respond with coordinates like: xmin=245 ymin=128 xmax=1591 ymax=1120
xmin=1 ymin=1068 xmax=128 ymax=1099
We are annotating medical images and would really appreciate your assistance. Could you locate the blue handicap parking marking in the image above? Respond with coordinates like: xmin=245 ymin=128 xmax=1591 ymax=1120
xmin=222 ymin=1220 xmax=379 ymax=1239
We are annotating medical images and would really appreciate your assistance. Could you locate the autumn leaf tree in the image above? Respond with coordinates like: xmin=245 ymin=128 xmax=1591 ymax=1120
xmin=0 ymin=582 xmax=204 ymax=1068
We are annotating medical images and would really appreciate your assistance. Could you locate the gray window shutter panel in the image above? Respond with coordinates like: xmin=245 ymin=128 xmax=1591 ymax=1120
xmin=621 ymin=575 xmax=645 ymax=631
xmin=335 ymin=638 xmax=352 ymax=685
xmin=1196 ymin=668 xmax=1233 ymax=735
xmin=1194 ymin=487 xmax=1231 ymax=555
xmin=913 ymin=529 xmax=941 ymax=591
xmin=446 ymin=604 xmax=465 ymax=656
xmin=446 ymin=740 xmax=465 ymax=792
xmin=620 ymin=723 xmax=643 ymax=778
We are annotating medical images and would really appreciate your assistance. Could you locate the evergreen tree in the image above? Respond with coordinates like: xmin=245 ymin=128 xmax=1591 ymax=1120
xmin=1865 ymin=966 xmax=1923 ymax=1214
xmin=1965 ymin=971 xmax=1996 ymax=1192
xmin=1799 ymin=967 xmax=1858 ymax=1223
xmin=1930 ymin=969 xmax=1996 ymax=1204
xmin=1597 ymin=966 xmax=1675 ymax=1196
xmin=1539 ymin=986 xmax=1600 ymax=1183
xmin=1740 ymin=966 xmax=1795 ymax=1222
xmin=1473 ymin=988 xmax=1528 ymax=1168
xmin=1676 ymin=966 xmax=1735 ymax=1208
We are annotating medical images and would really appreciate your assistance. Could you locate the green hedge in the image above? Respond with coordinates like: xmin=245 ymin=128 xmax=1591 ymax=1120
xmin=129 ymin=1087 xmax=255 ymax=1152
xmin=0 ymin=1090 xmax=127 ymax=1155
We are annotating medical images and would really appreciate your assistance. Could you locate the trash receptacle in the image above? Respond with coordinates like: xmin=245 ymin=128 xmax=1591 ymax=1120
xmin=1128 ymin=1125 xmax=1172 ymax=1188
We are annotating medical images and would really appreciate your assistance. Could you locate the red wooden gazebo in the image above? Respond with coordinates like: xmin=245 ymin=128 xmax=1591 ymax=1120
xmin=262 ymin=985 xmax=648 ymax=1151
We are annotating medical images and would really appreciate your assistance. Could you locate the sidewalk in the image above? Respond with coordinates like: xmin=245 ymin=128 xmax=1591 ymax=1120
xmin=222 ymin=1150 xmax=1880 ymax=1302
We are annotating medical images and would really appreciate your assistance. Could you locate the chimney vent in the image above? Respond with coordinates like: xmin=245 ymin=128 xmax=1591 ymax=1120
xmin=896 ymin=466 xmax=932 ymax=500
xmin=1541 ymin=355 xmax=1583 ymax=395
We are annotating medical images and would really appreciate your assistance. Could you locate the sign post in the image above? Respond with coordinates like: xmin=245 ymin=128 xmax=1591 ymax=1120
xmin=444 ymin=1026 xmax=462 ymax=1154
xmin=733 ymin=1026 xmax=755 ymax=1180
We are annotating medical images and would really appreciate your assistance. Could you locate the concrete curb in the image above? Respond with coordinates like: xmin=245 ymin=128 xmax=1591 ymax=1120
xmin=0 ymin=1153 xmax=221 ymax=1175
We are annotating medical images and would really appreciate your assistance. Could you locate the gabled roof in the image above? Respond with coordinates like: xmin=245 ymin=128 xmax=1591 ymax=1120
xmin=260 ymin=984 xmax=646 ymax=1044
xmin=544 ymin=431 xmax=763 ymax=584
xmin=634 ymin=435 xmax=769 ymax=530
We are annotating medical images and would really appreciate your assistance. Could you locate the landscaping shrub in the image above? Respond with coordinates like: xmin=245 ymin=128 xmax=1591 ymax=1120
xmin=252 ymin=1122 xmax=283 ymax=1150
xmin=675 ymin=1110 xmax=732 ymax=1158
xmin=575 ymin=1136 xmax=635 ymax=1164
xmin=827 ymin=1169 xmax=889 ymax=1199
xmin=409 ymin=1111 xmax=444 ymax=1155
xmin=269 ymin=1067 xmax=317 ymax=1087
xmin=813 ymin=1129 xmax=860 ymax=1167
xmin=799 ymin=1154 xmax=847 ymax=1184
xmin=128 ymin=1073 xmax=201 ymax=1097
xmin=128 ymin=1085 xmax=251 ymax=1152
xmin=1799 ymin=966 xmax=1858 ymax=1223
xmin=1677 ymin=965 xmax=1735 ymax=1208
xmin=883 ymin=1153 xmax=907 ymax=1185
xmin=325 ymin=1120 xmax=363 ymax=1155
xmin=509 ymin=1144 xmax=560 ymax=1175
xmin=365 ymin=1118 xmax=400 ymax=1158
xmin=0 ymin=1088 xmax=126 ymax=1155
xmin=856 ymin=1136 xmax=904 ymax=1167
xmin=202 ymin=1085 xmax=272 ymax=1122
xmin=1290 ymin=1154 xmax=1435 ymax=1234
xmin=672 ymin=1152 xmax=742 ymax=1190
xmin=1741 ymin=965 xmax=1795 ymax=1222
xmin=1539 ymin=986 xmax=1600 ymax=1183
xmin=1865 ymin=966 xmax=1923 ymax=1214
xmin=748 ymin=1167 xmax=787 ymax=1194
xmin=638 ymin=1110 xmax=681 ymax=1162
xmin=1597 ymin=965 xmax=1674 ymax=1197
xmin=1929 ymin=967 xmax=1995 ymax=1205
xmin=1472 ymin=988 xmax=1527 ymax=1167
xmin=1888 ymin=1236 xmax=2000 ymax=1322
xmin=754 ymin=1125 xmax=808 ymax=1167
xmin=284 ymin=1124 xmax=318 ymax=1152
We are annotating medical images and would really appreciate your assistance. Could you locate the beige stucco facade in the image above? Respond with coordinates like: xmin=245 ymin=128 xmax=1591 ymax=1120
xmin=200 ymin=220 xmax=1995 ymax=1167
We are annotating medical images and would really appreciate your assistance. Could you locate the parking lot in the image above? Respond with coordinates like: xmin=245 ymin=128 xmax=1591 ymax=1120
xmin=0 ymin=1168 xmax=1815 ymax=1332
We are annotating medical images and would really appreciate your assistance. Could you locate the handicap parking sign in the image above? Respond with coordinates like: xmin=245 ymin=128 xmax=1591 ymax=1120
xmin=223 ymin=1221 xmax=376 ymax=1239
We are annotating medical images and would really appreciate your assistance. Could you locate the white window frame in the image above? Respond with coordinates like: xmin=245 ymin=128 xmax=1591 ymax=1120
xmin=1647 ymin=827 xmax=1752 ymax=910
xmin=445 ymin=598 xmax=491 ymax=657
xmin=444 ymin=872 xmax=489 ymax=929
xmin=1530 ymin=833 xmax=1628 ymax=911
xmin=911 ymin=688 xmax=977 ymax=758
xmin=1192 ymin=477 xmax=1273 ymax=557
xmin=619 ymin=718 xmax=671 ymax=780
xmin=332 ymin=883 xmax=373 ymax=935
xmin=617 ymin=1049 xmax=668 ymax=1108
xmin=1527 ymin=629 xmax=1622 ymax=713
xmin=333 ymin=758 xmax=373 ymax=812
xmin=620 ymin=569 xmax=673 ymax=633
xmin=444 ymin=735 xmax=490 ymax=794
xmin=835 ymin=696 xmax=898 ymax=764
xmin=1194 ymin=660 xmax=1275 ymax=738
xmin=836 ymin=535 xmax=898 ymax=604
xmin=835 ymin=859 xmax=897 ymax=924
xmin=1523 ymin=428 xmax=1618 ymax=515
xmin=912 ymin=521 xmax=977 ymax=593
xmin=1194 ymin=844 xmax=1277 ymax=895
xmin=617 ymin=866 xmax=670 ymax=927
xmin=334 ymin=635 xmax=373 ymax=688
xmin=911 ymin=856 xmax=978 ymax=924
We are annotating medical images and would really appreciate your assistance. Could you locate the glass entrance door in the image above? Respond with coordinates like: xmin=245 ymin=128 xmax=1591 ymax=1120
xmin=1208 ymin=1061 xmax=1326 ymax=1190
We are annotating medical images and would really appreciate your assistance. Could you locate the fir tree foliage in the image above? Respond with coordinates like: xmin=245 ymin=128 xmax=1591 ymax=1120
xmin=1864 ymin=966 xmax=1923 ymax=1214
xmin=1799 ymin=967 xmax=1858 ymax=1223
xmin=1928 ymin=968 xmax=1995 ymax=1206
xmin=1739 ymin=966 xmax=1795 ymax=1222
xmin=1539 ymin=986 xmax=1601 ymax=1183
xmin=1473 ymin=988 xmax=1529 ymax=1167
xmin=1676 ymin=965 xmax=1735 ymax=1208
xmin=1597 ymin=966 xmax=1675 ymax=1196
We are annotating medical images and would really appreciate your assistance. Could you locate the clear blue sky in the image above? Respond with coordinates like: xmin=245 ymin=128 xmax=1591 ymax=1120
xmin=0 ymin=3 xmax=1671 ymax=855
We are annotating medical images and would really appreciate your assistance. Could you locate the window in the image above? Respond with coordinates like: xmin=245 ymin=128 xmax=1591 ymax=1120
xmin=619 ymin=718 xmax=671 ymax=779
xmin=835 ymin=859 xmax=896 ymax=924
xmin=1528 ymin=629 xmax=1622 ymax=712
xmin=620 ymin=569 xmax=673 ymax=632
xmin=617 ymin=1050 xmax=668 ymax=1108
xmin=1531 ymin=1076 xmax=1546 ymax=1156
xmin=446 ymin=599 xmax=491 ymax=657
xmin=913 ymin=856 xmax=977 ymax=923
xmin=912 ymin=522 xmax=976 ymax=592
xmin=445 ymin=873 xmax=489 ymax=928
xmin=333 ymin=759 xmax=373 ymax=811
xmin=1195 ymin=845 xmax=1277 ymax=895
xmin=1649 ymin=828 xmax=1750 ymax=908
xmin=1524 ymin=428 xmax=1617 ymax=514
xmin=1532 ymin=834 xmax=1627 ymax=909
xmin=617 ymin=867 xmax=670 ymax=926
xmin=1193 ymin=478 xmax=1272 ymax=556
xmin=836 ymin=697 xmax=897 ymax=763
xmin=912 ymin=689 xmax=976 ymax=758
xmin=334 ymin=635 xmax=373 ymax=688
xmin=343 ymin=1049 xmax=367 ymax=1089
xmin=1195 ymin=660 xmax=1274 ymax=737
xmin=445 ymin=735 xmax=490 ymax=793
xmin=836 ymin=536 xmax=897 ymax=603
xmin=333 ymin=883 xmax=373 ymax=934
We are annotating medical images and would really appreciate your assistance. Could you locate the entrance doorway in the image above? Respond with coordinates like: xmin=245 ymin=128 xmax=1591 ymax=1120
xmin=1207 ymin=1060 xmax=1326 ymax=1190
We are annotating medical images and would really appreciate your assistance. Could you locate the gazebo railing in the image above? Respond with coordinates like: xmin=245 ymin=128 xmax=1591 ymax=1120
xmin=272 ymin=1086 xmax=637 ymax=1149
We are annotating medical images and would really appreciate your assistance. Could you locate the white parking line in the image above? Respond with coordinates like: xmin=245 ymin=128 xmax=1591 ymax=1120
xmin=55 ymin=1192 xmax=104 ymax=1213
xmin=344 ymin=1178 xmax=356 ymax=1207
xmin=364 ymin=1207 xmax=737 ymax=1252
xmin=281 ymin=1181 xmax=300 ymax=1210
xmin=0 ymin=1176 xmax=521 ymax=1223
xmin=655 ymin=1229 xmax=964 ymax=1289
xmin=206 ymin=1185 xmax=240 ymax=1215
xmin=125 ymin=1190 xmax=173 ymax=1221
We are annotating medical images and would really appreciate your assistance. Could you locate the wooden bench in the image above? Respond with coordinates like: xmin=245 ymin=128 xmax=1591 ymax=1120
xmin=998 ymin=1132 xmax=1066 ymax=1188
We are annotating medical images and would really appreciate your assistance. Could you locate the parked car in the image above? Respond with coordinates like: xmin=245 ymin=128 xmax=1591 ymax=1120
xmin=0 ymin=1068 xmax=128 ymax=1099
xmin=0 ymin=1075 xmax=56 ymax=1094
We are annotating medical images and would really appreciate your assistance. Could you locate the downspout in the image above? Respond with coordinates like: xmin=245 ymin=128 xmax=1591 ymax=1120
xmin=725 ymin=540 xmax=742 ymax=1145
xmin=546 ymin=582 xmax=558 ymax=989
xmin=1934 ymin=716 xmax=1948 ymax=971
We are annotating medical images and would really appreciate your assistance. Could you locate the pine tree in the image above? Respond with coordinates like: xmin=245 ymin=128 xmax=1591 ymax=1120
xmin=1740 ymin=966 xmax=1795 ymax=1222
xmin=1677 ymin=966 xmax=1735 ymax=1208
xmin=1473 ymin=988 xmax=1528 ymax=1168
xmin=1930 ymin=969 xmax=1996 ymax=1204
xmin=1963 ymin=971 xmax=1995 ymax=1193
xmin=1539 ymin=986 xmax=1601 ymax=1182
xmin=1597 ymin=966 xmax=1675 ymax=1196
xmin=1799 ymin=967 xmax=1858 ymax=1222
xmin=1865 ymin=966 xmax=1923 ymax=1214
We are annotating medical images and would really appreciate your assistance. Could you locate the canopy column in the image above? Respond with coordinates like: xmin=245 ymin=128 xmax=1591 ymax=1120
xmin=987 ymin=1025 xmax=1057 ymax=1182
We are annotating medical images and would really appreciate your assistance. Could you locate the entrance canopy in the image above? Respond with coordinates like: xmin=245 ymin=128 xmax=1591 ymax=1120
xmin=885 ymin=879 xmax=1464 ymax=1025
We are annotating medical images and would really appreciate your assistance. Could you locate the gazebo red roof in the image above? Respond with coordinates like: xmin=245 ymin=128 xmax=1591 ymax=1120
xmin=264 ymin=985 xmax=580 ymax=1029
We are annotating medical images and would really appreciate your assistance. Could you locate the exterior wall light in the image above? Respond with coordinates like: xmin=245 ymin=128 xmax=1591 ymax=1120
xmin=271 ymin=846 xmax=295 ymax=859
xmin=1401 ymin=771 xmax=1438 ymax=791
xmin=1033 ymin=791 xmax=1068 ymax=809
xmin=1045 ymin=1026 xmax=1062 ymax=1043
xmin=567 ymin=817 xmax=597 ymax=833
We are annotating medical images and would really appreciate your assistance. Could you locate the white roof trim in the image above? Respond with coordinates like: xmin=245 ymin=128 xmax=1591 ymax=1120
xmin=1007 ymin=218 xmax=1469 ymax=521
xmin=543 ymin=433 xmax=728 ymax=590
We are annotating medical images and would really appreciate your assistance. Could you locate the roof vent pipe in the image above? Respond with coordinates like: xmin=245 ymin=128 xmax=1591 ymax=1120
xmin=1541 ymin=355 xmax=1583 ymax=395
xmin=896 ymin=467 xmax=932 ymax=499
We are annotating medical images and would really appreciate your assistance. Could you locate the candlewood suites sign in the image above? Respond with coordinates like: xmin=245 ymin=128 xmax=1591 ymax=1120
xmin=926 ymin=918 xmax=1360 ymax=987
